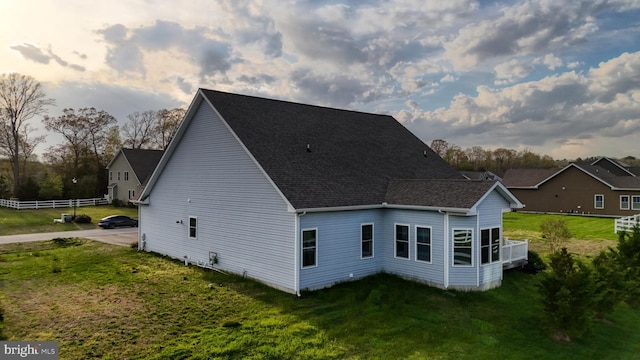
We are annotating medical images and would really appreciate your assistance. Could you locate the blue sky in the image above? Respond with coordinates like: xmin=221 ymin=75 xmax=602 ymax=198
xmin=1 ymin=0 xmax=639 ymax=160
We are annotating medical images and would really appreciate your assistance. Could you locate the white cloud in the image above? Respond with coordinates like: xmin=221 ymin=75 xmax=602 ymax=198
xmin=494 ymin=59 xmax=533 ymax=85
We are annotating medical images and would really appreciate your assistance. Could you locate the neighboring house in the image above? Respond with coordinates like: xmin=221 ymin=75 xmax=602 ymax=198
xmin=460 ymin=171 xmax=502 ymax=182
xmin=136 ymin=89 xmax=524 ymax=295
xmin=503 ymin=157 xmax=640 ymax=216
xmin=106 ymin=148 xmax=164 ymax=203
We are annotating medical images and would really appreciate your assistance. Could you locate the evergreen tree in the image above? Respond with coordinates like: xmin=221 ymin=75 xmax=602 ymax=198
xmin=614 ymin=225 xmax=640 ymax=308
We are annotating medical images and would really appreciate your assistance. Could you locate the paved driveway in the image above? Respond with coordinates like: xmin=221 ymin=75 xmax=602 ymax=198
xmin=0 ymin=227 xmax=138 ymax=247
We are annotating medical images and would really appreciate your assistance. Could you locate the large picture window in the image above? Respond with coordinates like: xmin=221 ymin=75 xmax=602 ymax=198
xmin=453 ymin=229 xmax=473 ymax=266
xmin=302 ymin=229 xmax=317 ymax=268
xmin=361 ymin=224 xmax=373 ymax=258
xmin=621 ymin=195 xmax=630 ymax=210
xmin=415 ymin=226 xmax=431 ymax=262
xmin=189 ymin=216 xmax=197 ymax=239
xmin=481 ymin=227 xmax=500 ymax=265
xmin=395 ymin=224 xmax=409 ymax=259
xmin=594 ymin=194 xmax=604 ymax=209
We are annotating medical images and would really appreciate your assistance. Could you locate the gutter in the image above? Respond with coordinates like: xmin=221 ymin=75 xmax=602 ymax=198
xmin=295 ymin=202 xmax=474 ymax=215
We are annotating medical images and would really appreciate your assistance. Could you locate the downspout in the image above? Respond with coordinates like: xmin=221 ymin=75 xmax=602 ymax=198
xmin=476 ymin=210 xmax=480 ymax=288
xmin=295 ymin=211 xmax=306 ymax=297
xmin=441 ymin=210 xmax=449 ymax=289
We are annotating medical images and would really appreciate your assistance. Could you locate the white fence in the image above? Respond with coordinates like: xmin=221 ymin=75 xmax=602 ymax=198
xmin=615 ymin=214 xmax=640 ymax=233
xmin=503 ymin=238 xmax=528 ymax=265
xmin=0 ymin=198 xmax=108 ymax=210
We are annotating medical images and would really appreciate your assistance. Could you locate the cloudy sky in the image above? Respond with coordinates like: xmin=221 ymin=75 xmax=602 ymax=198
xmin=1 ymin=0 xmax=639 ymax=160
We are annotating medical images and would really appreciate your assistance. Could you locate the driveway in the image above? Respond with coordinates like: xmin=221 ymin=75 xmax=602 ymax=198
xmin=0 ymin=227 xmax=138 ymax=247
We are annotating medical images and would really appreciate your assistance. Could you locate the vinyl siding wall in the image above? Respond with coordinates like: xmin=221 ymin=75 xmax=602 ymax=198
xmin=477 ymin=191 xmax=510 ymax=288
xmin=299 ymin=210 xmax=384 ymax=290
xmin=447 ymin=215 xmax=478 ymax=288
xmin=139 ymin=102 xmax=297 ymax=293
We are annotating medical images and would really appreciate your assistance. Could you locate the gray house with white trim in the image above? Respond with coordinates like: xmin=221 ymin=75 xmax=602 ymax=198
xmin=136 ymin=89 xmax=524 ymax=294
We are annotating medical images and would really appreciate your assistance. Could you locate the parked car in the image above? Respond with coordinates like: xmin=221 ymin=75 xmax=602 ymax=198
xmin=98 ymin=215 xmax=138 ymax=229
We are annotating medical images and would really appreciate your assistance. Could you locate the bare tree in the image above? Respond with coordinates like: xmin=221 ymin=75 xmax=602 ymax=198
xmin=153 ymin=108 xmax=185 ymax=149
xmin=43 ymin=108 xmax=92 ymax=175
xmin=0 ymin=73 xmax=54 ymax=196
xmin=122 ymin=110 xmax=156 ymax=149
xmin=430 ymin=139 xmax=449 ymax=158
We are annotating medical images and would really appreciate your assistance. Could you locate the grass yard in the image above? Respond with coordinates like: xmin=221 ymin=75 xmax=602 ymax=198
xmin=1 ymin=237 xmax=639 ymax=359
xmin=503 ymin=212 xmax=619 ymax=258
xmin=0 ymin=206 xmax=138 ymax=236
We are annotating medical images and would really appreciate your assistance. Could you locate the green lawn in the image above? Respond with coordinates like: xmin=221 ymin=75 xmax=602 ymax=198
xmin=1 ymin=236 xmax=639 ymax=359
xmin=503 ymin=212 xmax=618 ymax=258
xmin=0 ymin=206 xmax=138 ymax=236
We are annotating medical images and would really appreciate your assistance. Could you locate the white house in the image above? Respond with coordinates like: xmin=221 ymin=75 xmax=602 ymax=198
xmin=136 ymin=89 xmax=525 ymax=294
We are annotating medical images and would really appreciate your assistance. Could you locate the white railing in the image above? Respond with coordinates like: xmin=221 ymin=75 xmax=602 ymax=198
xmin=0 ymin=198 xmax=108 ymax=210
xmin=503 ymin=238 xmax=528 ymax=265
xmin=615 ymin=214 xmax=640 ymax=233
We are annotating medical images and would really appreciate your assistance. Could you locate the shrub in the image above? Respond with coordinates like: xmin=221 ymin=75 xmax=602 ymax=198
xmin=538 ymin=248 xmax=595 ymax=341
xmin=520 ymin=250 xmax=547 ymax=274
xmin=613 ymin=225 xmax=640 ymax=307
xmin=74 ymin=214 xmax=92 ymax=223
xmin=592 ymin=249 xmax=625 ymax=318
xmin=111 ymin=199 xmax=124 ymax=207
xmin=540 ymin=218 xmax=572 ymax=253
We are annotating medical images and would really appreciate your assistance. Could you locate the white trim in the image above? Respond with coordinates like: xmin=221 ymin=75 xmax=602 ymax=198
xmin=301 ymin=228 xmax=318 ymax=269
xmin=394 ymin=223 xmax=410 ymax=260
xmin=452 ymin=228 xmax=474 ymax=267
xmin=188 ymin=216 xmax=197 ymax=239
xmin=594 ymin=194 xmax=604 ymax=209
xmin=360 ymin=223 xmax=374 ymax=259
xmin=443 ymin=213 xmax=450 ymax=288
xmin=633 ymin=196 xmax=640 ymax=210
xmin=414 ymin=225 xmax=432 ymax=263
xmin=620 ymin=195 xmax=630 ymax=210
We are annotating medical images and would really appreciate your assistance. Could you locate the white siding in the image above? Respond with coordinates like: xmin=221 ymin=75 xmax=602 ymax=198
xmin=447 ymin=215 xmax=478 ymax=288
xmin=139 ymin=102 xmax=297 ymax=293
xmin=477 ymin=190 xmax=512 ymax=288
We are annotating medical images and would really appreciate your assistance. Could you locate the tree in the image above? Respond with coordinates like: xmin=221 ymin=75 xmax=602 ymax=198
xmin=43 ymin=108 xmax=92 ymax=175
xmin=429 ymin=139 xmax=449 ymax=158
xmin=153 ymin=108 xmax=185 ymax=149
xmin=122 ymin=110 xmax=156 ymax=149
xmin=591 ymin=249 xmax=625 ymax=318
xmin=613 ymin=225 xmax=640 ymax=307
xmin=538 ymin=248 xmax=595 ymax=342
xmin=38 ymin=172 xmax=63 ymax=199
xmin=540 ymin=218 xmax=572 ymax=253
xmin=0 ymin=73 xmax=54 ymax=196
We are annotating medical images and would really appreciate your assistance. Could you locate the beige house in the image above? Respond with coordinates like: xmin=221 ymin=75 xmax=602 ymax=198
xmin=106 ymin=149 xmax=163 ymax=203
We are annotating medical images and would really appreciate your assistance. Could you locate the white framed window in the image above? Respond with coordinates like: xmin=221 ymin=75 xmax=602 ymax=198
xmin=415 ymin=226 xmax=431 ymax=263
xmin=128 ymin=189 xmax=135 ymax=200
xmin=621 ymin=195 xmax=630 ymax=210
xmin=395 ymin=224 xmax=409 ymax=259
xmin=117 ymin=171 xmax=121 ymax=181
xmin=124 ymin=171 xmax=129 ymax=181
xmin=633 ymin=196 xmax=640 ymax=210
xmin=481 ymin=227 xmax=500 ymax=265
xmin=453 ymin=229 xmax=473 ymax=266
xmin=188 ymin=216 xmax=197 ymax=239
xmin=361 ymin=223 xmax=374 ymax=259
xmin=302 ymin=228 xmax=317 ymax=268
xmin=594 ymin=194 xmax=604 ymax=209
xmin=109 ymin=171 xmax=113 ymax=181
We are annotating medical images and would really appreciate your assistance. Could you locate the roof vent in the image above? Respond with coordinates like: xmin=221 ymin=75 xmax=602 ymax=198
xmin=423 ymin=150 xmax=427 ymax=157
xmin=306 ymin=143 xmax=312 ymax=152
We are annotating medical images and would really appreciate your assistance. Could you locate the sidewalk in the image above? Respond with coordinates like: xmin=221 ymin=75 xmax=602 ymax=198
xmin=0 ymin=228 xmax=138 ymax=247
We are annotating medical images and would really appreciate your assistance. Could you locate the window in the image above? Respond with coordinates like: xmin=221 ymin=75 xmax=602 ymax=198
xmin=415 ymin=226 xmax=431 ymax=262
xmin=117 ymin=171 xmax=121 ymax=181
xmin=124 ymin=171 xmax=129 ymax=181
xmin=109 ymin=171 xmax=113 ymax=181
xmin=188 ymin=216 xmax=197 ymax=239
xmin=453 ymin=229 xmax=473 ymax=266
xmin=481 ymin=228 xmax=500 ymax=265
xmin=128 ymin=189 xmax=135 ymax=200
xmin=633 ymin=196 xmax=640 ymax=210
xmin=594 ymin=194 xmax=604 ymax=209
xmin=621 ymin=195 xmax=630 ymax=210
xmin=361 ymin=224 xmax=373 ymax=258
xmin=395 ymin=224 xmax=409 ymax=259
xmin=302 ymin=229 xmax=317 ymax=268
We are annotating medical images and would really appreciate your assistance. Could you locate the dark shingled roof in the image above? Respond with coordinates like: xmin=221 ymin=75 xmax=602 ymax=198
xmin=385 ymin=179 xmax=497 ymax=209
xmin=502 ymin=168 xmax=559 ymax=188
xmin=200 ymin=89 xmax=465 ymax=209
xmin=121 ymin=149 xmax=164 ymax=184
xmin=573 ymin=163 xmax=640 ymax=189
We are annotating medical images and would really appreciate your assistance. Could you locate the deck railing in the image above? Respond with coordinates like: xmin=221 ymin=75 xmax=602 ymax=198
xmin=615 ymin=214 xmax=640 ymax=233
xmin=0 ymin=198 xmax=108 ymax=210
xmin=503 ymin=238 xmax=528 ymax=265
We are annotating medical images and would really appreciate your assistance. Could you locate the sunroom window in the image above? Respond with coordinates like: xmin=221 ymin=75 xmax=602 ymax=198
xmin=453 ymin=229 xmax=473 ymax=266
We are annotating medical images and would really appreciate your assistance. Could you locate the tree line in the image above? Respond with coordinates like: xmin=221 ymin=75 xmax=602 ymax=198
xmin=0 ymin=73 xmax=185 ymax=200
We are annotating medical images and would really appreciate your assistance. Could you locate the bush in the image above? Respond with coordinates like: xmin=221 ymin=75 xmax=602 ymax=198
xmin=111 ymin=199 xmax=124 ymax=207
xmin=73 ymin=214 xmax=92 ymax=223
xmin=592 ymin=249 xmax=625 ymax=317
xmin=520 ymin=250 xmax=547 ymax=274
xmin=538 ymin=248 xmax=595 ymax=341
xmin=613 ymin=225 xmax=640 ymax=307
